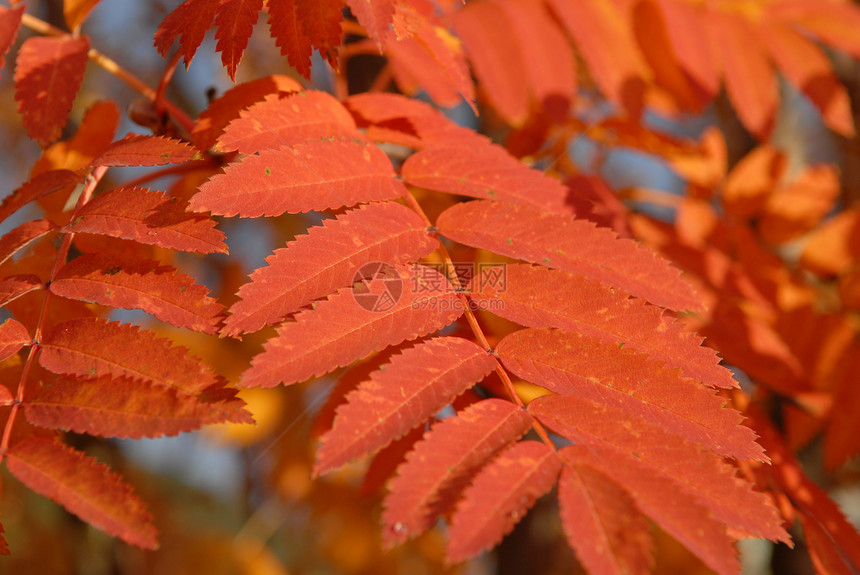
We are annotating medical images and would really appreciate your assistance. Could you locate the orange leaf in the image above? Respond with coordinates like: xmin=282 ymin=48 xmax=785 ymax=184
xmin=64 ymin=0 xmax=101 ymax=30
xmin=296 ymin=0 xmax=344 ymax=68
xmin=436 ymin=200 xmax=700 ymax=311
xmin=192 ymin=75 xmax=302 ymax=150
xmin=770 ymin=0 xmax=860 ymax=60
xmin=0 ymin=274 xmax=44 ymax=307
xmin=0 ymin=5 xmax=24 ymax=79
xmin=214 ymin=0 xmax=263 ymax=80
xmin=153 ymin=0 xmax=220 ymax=67
xmin=0 ymin=170 xmax=81 ymax=226
xmin=51 ymin=253 xmax=225 ymax=334
xmin=65 ymin=186 xmax=227 ymax=254
xmin=382 ymin=398 xmax=533 ymax=545
xmin=760 ymin=22 xmax=854 ymax=137
xmin=801 ymin=208 xmax=860 ymax=277
xmin=451 ymin=0 xmax=529 ymax=125
xmin=315 ymin=337 xmax=495 ymax=476
xmin=6 ymin=438 xmax=157 ymax=549
xmin=0 ymin=318 xmax=30 ymax=362
xmin=402 ymin=142 xmax=571 ymax=211
xmin=90 ymin=134 xmax=202 ymax=167
xmin=558 ymin=461 xmax=654 ymax=575
xmin=0 ymin=219 xmax=57 ymax=266
xmin=532 ymin=395 xmax=789 ymax=573
xmin=471 ymin=264 xmax=736 ymax=389
xmin=708 ymin=10 xmax=777 ymax=140
xmin=217 ymin=90 xmax=357 ymax=153
xmin=25 ymin=374 xmax=249 ymax=439
xmin=651 ymin=0 xmax=719 ymax=99
xmin=548 ymin=0 xmax=648 ymax=117
xmin=192 ymin=138 xmax=407 ymax=217
xmin=268 ymin=0 xmax=314 ymax=78
xmin=14 ymin=35 xmax=90 ymax=146
xmin=240 ymin=264 xmax=464 ymax=388
xmin=498 ymin=327 xmax=762 ymax=461
xmin=750 ymin=409 xmax=860 ymax=572
xmin=446 ymin=440 xmax=562 ymax=563
xmin=759 ymin=164 xmax=840 ymax=245
xmin=386 ymin=15 xmax=474 ymax=110
xmin=39 ymin=317 xmax=219 ymax=394
xmin=722 ymin=145 xmax=785 ymax=219
xmin=346 ymin=0 xmax=396 ymax=48
xmin=346 ymin=92 xmax=487 ymax=148
xmin=224 ymin=201 xmax=438 ymax=336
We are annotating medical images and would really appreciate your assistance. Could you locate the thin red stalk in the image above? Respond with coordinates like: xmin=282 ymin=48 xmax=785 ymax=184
xmin=401 ymin=192 xmax=554 ymax=447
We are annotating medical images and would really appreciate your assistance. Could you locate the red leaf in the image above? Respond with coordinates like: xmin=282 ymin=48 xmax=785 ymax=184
xmin=559 ymin=444 xmax=739 ymax=575
xmin=315 ymin=337 xmax=496 ymax=476
xmin=25 ymin=374 xmax=249 ymax=439
xmin=218 ymin=90 xmax=357 ymax=153
xmin=702 ymin=304 xmax=807 ymax=396
xmin=558 ymin=461 xmax=654 ymax=575
xmin=529 ymin=394 xmax=789 ymax=546
xmin=214 ymin=0 xmax=263 ymax=80
xmin=191 ymin=138 xmax=407 ymax=217
xmin=451 ymin=1 xmax=529 ymax=125
xmin=51 ymin=253 xmax=225 ymax=334
xmin=361 ymin=426 xmax=424 ymax=494
xmin=240 ymin=263 xmax=464 ymax=388
xmin=193 ymin=75 xmax=302 ymax=150
xmin=436 ymin=200 xmax=700 ymax=311
xmin=0 ymin=318 xmax=30 ymax=362
xmin=0 ymin=519 xmax=7 ymax=555
xmin=224 ymin=201 xmax=438 ymax=336
xmin=402 ymin=143 xmax=571 ymax=211
xmin=0 ymin=219 xmax=57 ymax=266
xmin=770 ymin=0 xmax=860 ymax=60
xmin=497 ymin=0 xmax=575 ymax=120
xmin=64 ymin=0 xmax=102 ymax=30
xmin=268 ymin=0 xmax=314 ymax=78
xmin=0 ymin=170 xmax=81 ymax=225
xmin=497 ymin=327 xmax=762 ymax=461
xmin=446 ymin=440 xmax=562 ymax=563
xmin=153 ymin=0 xmax=220 ymax=67
xmin=346 ymin=92 xmax=487 ymax=148
xmin=471 ymin=264 xmax=735 ymax=389
xmin=382 ymin=398 xmax=533 ymax=544
xmin=385 ymin=4 xmax=474 ymax=111
xmin=751 ymin=409 xmax=860 ymax=572
xmin=90 ymin=134 xmax=203 ymax=167
xmin=759 ymin=22 xmax=854 ymax=137
xmin=65 ymin=186 xmax=227 ymax=254
xmin=297 ymin=0 xmax=344 ymax=67
xmin=652 ymin=0 xmax=719 ymax=98
xmin=40 ymin=317 xmax=219 ymax=394
xmin=14 ymin=35 xmax=90 ymax=146
xmin=0 ymin=274 xmax=44 ymax=307
xmin=0 ymin=5 xmax=24 ymax=78
xmin=708 ymin=10 xmax=776 ymax=140
xmin=6 ymin=438 xmax=157 ymax=549
xmin=346 ymin=0 xmax=396 ymax=48
xmin=295 ymin=0 xmax=344 ymax=68
xmin=547 ymin=0 xmax=648 ymax=117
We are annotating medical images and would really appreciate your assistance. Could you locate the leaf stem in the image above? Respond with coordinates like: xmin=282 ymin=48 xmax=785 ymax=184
xmin=0 ymin=166 xmax=108 ymax=460
xmin=402 ymin=191 xmax=555 ymax=447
